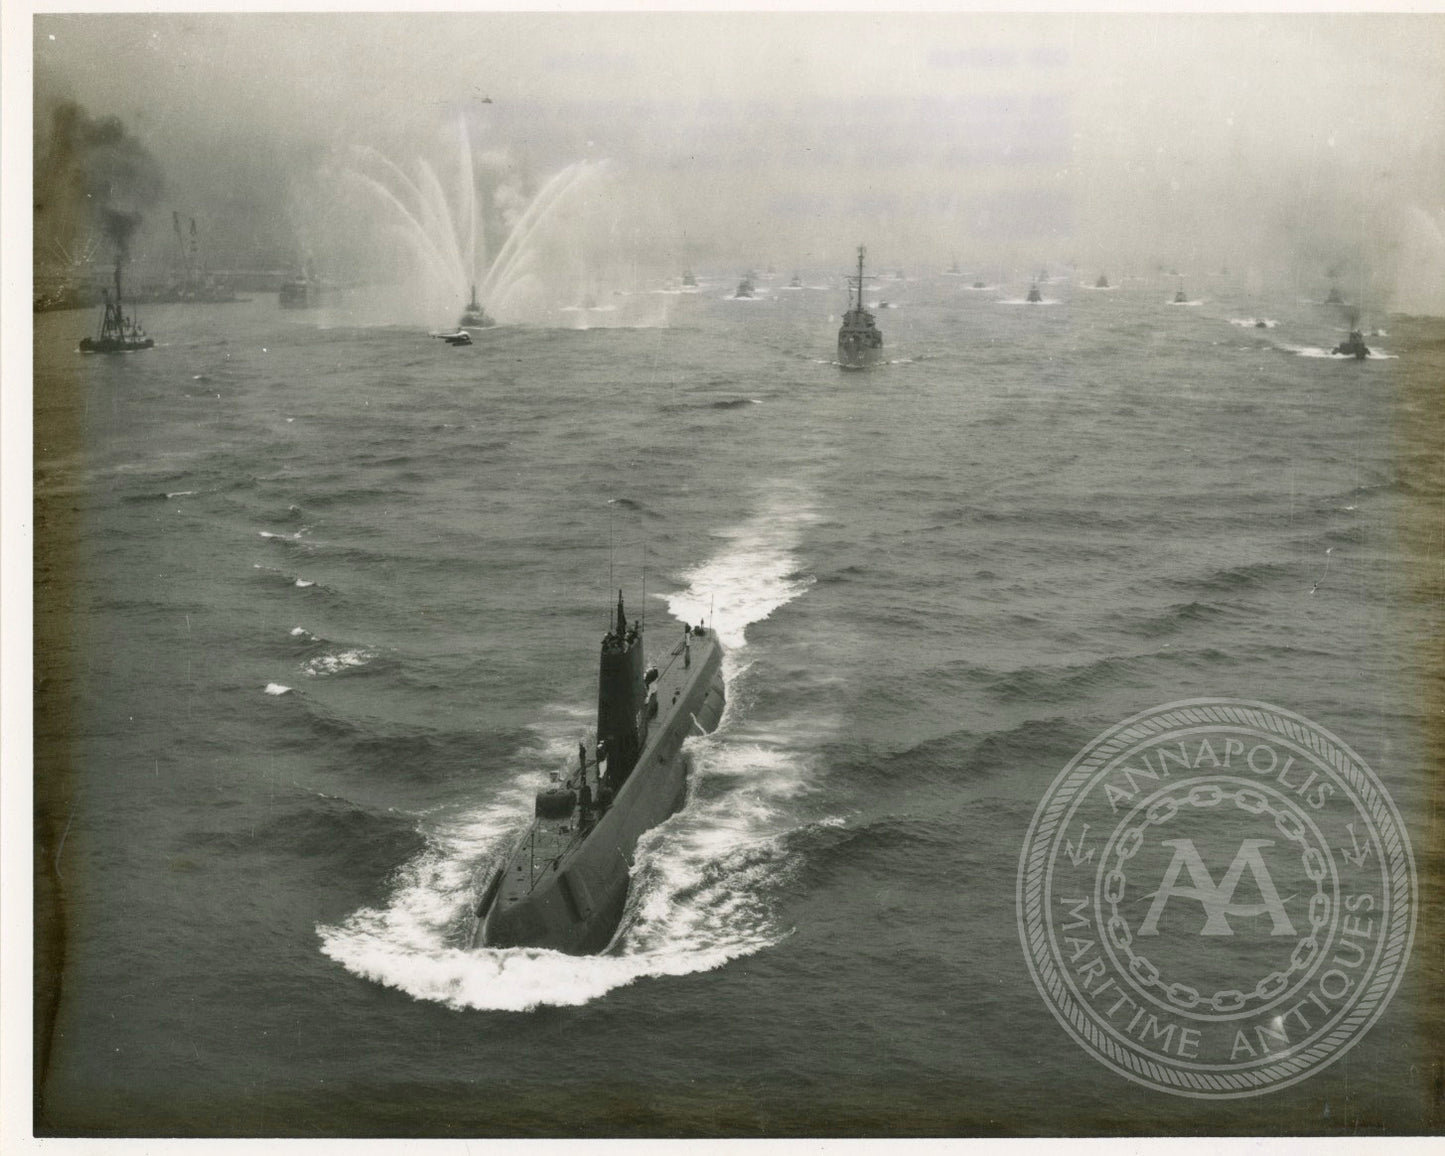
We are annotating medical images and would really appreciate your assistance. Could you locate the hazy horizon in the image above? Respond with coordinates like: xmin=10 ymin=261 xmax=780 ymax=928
xmin=32 ymin=12 xmax=1445 ymax=315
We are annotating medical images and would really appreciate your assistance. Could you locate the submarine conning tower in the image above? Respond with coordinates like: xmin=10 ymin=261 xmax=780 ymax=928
xmin=597 ymin=591 xmax=649 ymax=790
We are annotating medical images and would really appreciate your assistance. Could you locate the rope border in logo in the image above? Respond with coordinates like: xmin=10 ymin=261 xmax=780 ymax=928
xmin=1016 ymin=699 xmax=1415 ymax=1098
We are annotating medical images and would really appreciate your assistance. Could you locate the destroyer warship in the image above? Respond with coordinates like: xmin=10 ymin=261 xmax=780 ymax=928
xmin=79 ymin=260 xmax=153 ymax=353
xmin=837 ymin=245 xmax=883 ymax=368
xmin=473 ymin=592 xmax=725 ymax=954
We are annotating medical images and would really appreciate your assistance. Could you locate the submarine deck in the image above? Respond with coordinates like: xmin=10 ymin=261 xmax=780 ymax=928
xmin=493 ymin=627 xmax=721 ymax=904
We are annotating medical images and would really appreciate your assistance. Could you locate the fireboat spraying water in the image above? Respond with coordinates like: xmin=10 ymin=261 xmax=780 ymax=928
xmin=459 ymin=284 xmax=495 ymax=329
xmin=79 ymin=260 xmax=154 ymax=354
xmin=343 ymin=133 xmax=618 ymax=326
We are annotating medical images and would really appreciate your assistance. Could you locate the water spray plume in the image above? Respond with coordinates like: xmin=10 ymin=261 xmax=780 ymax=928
xmin=328 ymin=122 xmax=627 ymax=326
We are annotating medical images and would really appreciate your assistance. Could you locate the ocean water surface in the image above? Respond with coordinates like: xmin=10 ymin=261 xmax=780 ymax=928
xmin=32 ymin=274 xmax=1443 ymax=1135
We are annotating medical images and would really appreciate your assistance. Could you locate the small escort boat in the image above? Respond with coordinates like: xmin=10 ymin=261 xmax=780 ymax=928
xmin=1332 ymin=330 xmax=1370 ymax=359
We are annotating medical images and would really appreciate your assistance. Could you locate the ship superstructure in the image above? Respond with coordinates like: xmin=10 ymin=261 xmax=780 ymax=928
xmin=79 ymin=260 xmax=154 ymax=353
xmin=459 ymin=283 xmax=495 ymax=328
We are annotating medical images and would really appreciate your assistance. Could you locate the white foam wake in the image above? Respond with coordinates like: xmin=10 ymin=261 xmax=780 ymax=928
xmin=1282 ymin=343 xmax=1397 ymax=360
xmin=666 ymin=485 xmax=817 ymax=648
xmin=318 ymin=486 xmax=819 ymax=1010
xmin=303 ymin=648 xmax=374 ymax=677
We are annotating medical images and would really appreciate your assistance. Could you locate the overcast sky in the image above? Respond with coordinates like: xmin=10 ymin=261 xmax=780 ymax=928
xmin=31 ymin=12 xmax=1445 ymax=311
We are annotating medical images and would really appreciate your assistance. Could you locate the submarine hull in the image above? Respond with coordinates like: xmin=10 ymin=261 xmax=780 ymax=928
xmin=475 ymin=633 xmax=725 ymax=954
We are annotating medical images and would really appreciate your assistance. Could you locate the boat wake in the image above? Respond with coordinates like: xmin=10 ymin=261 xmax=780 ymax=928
xmin=317 ymin=486 xmax=819 ymax=1011
xmin=665 ymin=486 xmax=816 ymax=648
xmin=1280 ymin=343 xmax=1397 ymax=360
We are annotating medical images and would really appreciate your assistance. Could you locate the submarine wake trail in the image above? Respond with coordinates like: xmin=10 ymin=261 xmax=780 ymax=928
xmin=317 ymin=485 xmax=819 ymax=1010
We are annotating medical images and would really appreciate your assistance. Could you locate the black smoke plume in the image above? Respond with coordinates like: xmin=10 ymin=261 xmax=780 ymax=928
xmin=35 ymin=100 xmax=164 ymax=266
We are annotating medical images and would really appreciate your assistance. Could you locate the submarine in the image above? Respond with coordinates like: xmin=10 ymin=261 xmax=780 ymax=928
xmin=472 ymin=592 xmax=725 ymax=954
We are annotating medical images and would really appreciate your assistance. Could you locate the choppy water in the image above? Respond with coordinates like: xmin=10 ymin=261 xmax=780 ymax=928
xmin=33 ymin=274 xmax=1443 ymax=1135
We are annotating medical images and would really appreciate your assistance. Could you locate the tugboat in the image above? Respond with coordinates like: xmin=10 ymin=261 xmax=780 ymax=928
xmin=734 ymin=274 xmax=755 ymax=299
xmin=459 ymin=284 xmax=495 ymax=329
xmin=79 ymin=260 xmax=154 ymax=354
xmin=1332 ymin=330 xmax=1371 ymax=359
xmin=473 ymin=593 xmax=725 ymax=954
xmin=1095 ymin=274 xmax=1110 ymax=289
xmin=787 ymin=272 xmax=803 ymax=289
xmin=837 ymin=245 xmax=883 ymax=369
xmin=681 ymin=269 xmax=698 ymax=289
xmin=1026 ymin=282 xmax=1043 ymax=303
xmin=1325 ymin=285 xmax=1345 ymax=306
xmin=1173 ymin=285 xmax=1188 ymax=304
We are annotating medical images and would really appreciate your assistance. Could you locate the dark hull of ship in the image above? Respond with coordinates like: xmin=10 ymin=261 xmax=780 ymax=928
xmin=279 ymin=284 xmax=317 ymax=309
xmin=474 ymin=634 xmax=725 ymax=954
xmin=838 ymin=332 xmax=882 ymax=370
xmin=79 ymin=337 xmax=154 ymax=354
